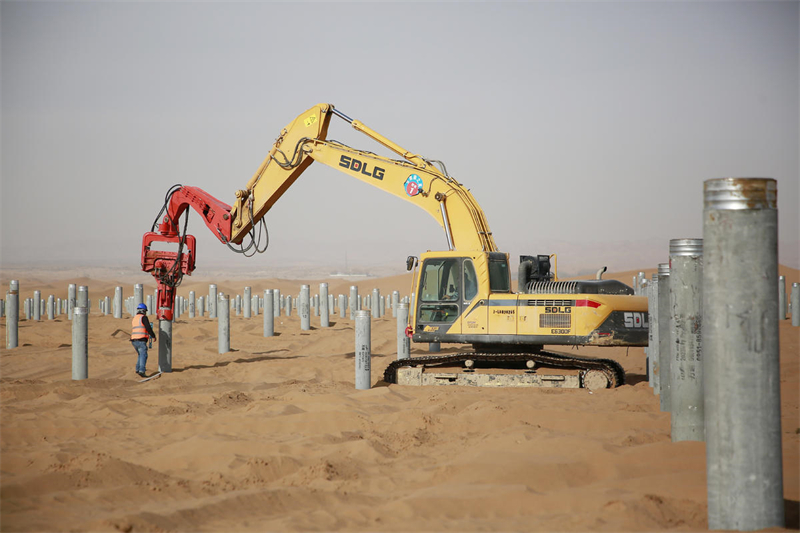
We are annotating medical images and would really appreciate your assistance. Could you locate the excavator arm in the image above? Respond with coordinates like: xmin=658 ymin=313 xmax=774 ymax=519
xmin=142 ymin=103 xmax=497 ymax=319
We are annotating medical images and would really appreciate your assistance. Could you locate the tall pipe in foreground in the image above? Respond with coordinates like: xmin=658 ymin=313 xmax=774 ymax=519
xmin=703 ymin=177 xmax=783 ymax=530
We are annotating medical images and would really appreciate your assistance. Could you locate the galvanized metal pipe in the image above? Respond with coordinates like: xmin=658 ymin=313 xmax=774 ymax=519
xmin=274 ymin=289 xmax=281 ymax=318
xmin=244 ymin=287 xmax=251 ymax=318
xmin=114 ymin=286 xmax=122 ymax=319
xmin=657 ymin=263 xmax=671 ymax=412
xmin=6 ymin=281 xmax=19 ymax=349
xmin=209 ymin=284 xmax=217 ymax=318
xmin=350 ymin=286 xmax=358 ymax=320
xmin=668 ymin=238 xmax=704 ymax=442
xmin=103 ymin=296 xmax=109 ymax=317
xmin=68 ymin=283 xmax=76 ymax=320
xmin=159 ymin=315 xmax=172 ymax=373
xmin=47 ymin=294 xmax=54 ymax=320
xmin=264 ymin=290 xmax=274 ymax=337
xmin=134 ymin=284 xmax=144 ymax=310
xmin=189 ymin=291 xmax=196 ymax=318
xmin=320 ymin=283 xmax=329 ymax=328
xmin=778 ymin=275 xmax=786 ymax=320
xmin=397 ymin=302 xmax=410 ymax=360
xmin=300 ymin=285 xmax=310 ymax=330
xmin=339 ymin=294 xmax=346 ymax=318
xmin=355 ymin=310 xmax=371 ymax=389
xmin=218 ymin=294 xmax=230 ymax=354
xmin=285 ymin=295 xmax=292 ymax=317
xmin=703 ymin=178 xmax=783 ymax=530
xmin=33 ymin=290 xmax=41 ymax=321
xmin=392 ymin=291 xmax=399 ymax=318
xmin=647 ymin=275 xmax=658 ymax=392
xmin=72 ymin=307 xmax=88 ymax=380
xmin=371 ymin=288 xmax=380 ymax=319
xmin=78 ymin=286 xmax=89 ymax=310
xmin=792 ymin=283 xmax=799 ymax=327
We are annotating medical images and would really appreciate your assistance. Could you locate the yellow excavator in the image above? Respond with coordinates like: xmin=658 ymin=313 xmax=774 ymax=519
xmin=141 ymin=104 xmax=648 ymax=388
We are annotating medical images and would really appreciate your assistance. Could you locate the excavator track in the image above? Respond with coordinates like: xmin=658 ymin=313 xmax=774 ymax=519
xmin=383 ymin=350 xmax=625 ymax=388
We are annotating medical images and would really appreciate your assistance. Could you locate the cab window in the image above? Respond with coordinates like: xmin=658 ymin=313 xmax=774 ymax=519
xmin=418 ymin=258 xmax=460 ymax=323
xmin=464 ymin=259 xmax=478 ymax=301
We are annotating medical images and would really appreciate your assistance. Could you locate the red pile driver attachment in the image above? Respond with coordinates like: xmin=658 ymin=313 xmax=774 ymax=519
xmin=141 ymin=232 xmax=197 ymax=320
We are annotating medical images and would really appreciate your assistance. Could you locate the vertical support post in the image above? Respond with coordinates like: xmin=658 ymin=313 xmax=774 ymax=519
xmin=300 ymin=285 xmax=310 ymax=330
xmin=778 ymin=275 xmax=786 ymax=320
xmin=103 ymin=296 xmax=110 ymax=316
xmin=328 ymin=294 xmax=334 ymax=320
xmin=68 ymin=283 xmax=76 ymax=320
xmin=114 ymin=286 xmax=123 ymax=319
xmin=209 ymin=284 xmax=217 ymax=318
xmin=703 ymin=178 xmax=783 ymax=530
xmin=397 ymin=302 xmax=410 ymax=360
xmin=313 ymin=294 xmax=320 ymax=317
xmin=350 ymin=286 xmax=358 ymax=320
xmin=657 ymin=263 xmax=671 ymax=412
xmin=134 ymin=284 xmax=144 ymax=310
xmin=339 ymin=294 xmax=346 ymax=318
xmin=6 ymin=281 xmax=19 ymax=349
xmin=320 ymin=283 xmax=329 ymax=327
xmin=158 ymin=314 xmax=172 ymax=373
xmin=286 ymin=295 xmax=292 ymax=317
xmin=380 ymin=295 xmax=385 ymax=318
xmin=252 ymin=295 xmax=259 ymax=317
xmin=189 ymin=291 xmax=196 ymax=318
xmin=273 ymin=289 xmax=281 ymax=317
xmin=47 ymin=294 xmax=55 ymax=321
xmin=78 ymin=286 xmax=89 ymax=310
xmin=647 ymin=275 xmax=659 ymax=392
xmin=792 ymin=283 xmax=799 ymax=327
xmin=24 ymin=299 xmax=30 ymax=320
xmin=355 ymin=310 xmax=371 ymax=389
xmin=72 ymin=307 xmax=88 ymax=380
xmin=392 ymin=291 xmax=399 ymax=318
xmin=33 ymin=290 xmax=41 ymax=321
xmin=264 ymin=290 xmax=274 ymax=337
xmin=244 ymin=286 xmax=251 ymax=318
xmin=198 ymin=296 xmax=205 ymax=317
xmin=218 ymin=294 xmax=230 ymax=354
xmin=668 ymin=238 xmax=704 ymax=442
xmin=371 ymin=288 xmax=380 ymax=319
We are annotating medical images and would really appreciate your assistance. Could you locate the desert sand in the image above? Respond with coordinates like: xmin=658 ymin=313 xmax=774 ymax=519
xmin=1 ymin=267 xmax=798 ymax=532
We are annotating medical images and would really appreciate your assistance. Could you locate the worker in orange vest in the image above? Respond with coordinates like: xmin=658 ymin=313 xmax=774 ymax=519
xmin=131 ymin=303 xmax=157 ymax=377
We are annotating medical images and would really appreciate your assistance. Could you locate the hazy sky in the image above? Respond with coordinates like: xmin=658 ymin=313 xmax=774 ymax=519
xmin=2 ymin=1 xmax=798 ymax=276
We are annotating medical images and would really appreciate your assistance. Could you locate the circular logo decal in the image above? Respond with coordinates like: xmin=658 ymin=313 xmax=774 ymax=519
xmin=404 ymin=174 xmax=423 ymax=197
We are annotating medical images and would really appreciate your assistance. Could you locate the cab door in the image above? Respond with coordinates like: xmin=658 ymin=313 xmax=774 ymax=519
xmin=416 ymin=257 xmax=464 ymax=335
xmin=458 ymin=258 xmax=486 ymax=336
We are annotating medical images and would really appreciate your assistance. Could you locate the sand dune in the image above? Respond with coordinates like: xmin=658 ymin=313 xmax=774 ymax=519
xmin=1 ymin=268 xmax=798 ymax=532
